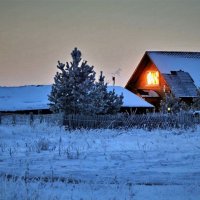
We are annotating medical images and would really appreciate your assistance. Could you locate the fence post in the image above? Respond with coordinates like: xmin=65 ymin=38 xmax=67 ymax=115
xmin=12 ymin=115 xmax=16 ymax=125
xmin=30 ymin=112 xmax=34 ymax=126
xmin=39 ymin=115 xmax=43 ymax=123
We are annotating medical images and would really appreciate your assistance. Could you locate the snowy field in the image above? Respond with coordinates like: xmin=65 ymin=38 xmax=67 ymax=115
xmin=0 ymin=124 xmax=200 ymax=200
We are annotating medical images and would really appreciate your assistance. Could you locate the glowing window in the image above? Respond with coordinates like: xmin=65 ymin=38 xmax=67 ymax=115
xmin=147 ymin=71 xmax=159 ymax=85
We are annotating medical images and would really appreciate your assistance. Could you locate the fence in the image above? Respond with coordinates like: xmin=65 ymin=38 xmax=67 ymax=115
xmin=0 ymin=113 xmax=63 ymax=126
xmin=64 ymin=113 xmax=199 ymax=130
xmin=0 ymin=112 xmax=199 ymax=129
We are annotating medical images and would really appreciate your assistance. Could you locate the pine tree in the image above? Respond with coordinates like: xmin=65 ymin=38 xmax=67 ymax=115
xmin=90 ymin=71 xmax=123 ymax=114
xmin=106 ymin=89 xmax=124 ymax=114
xmin=89 ymin=71 xmax=108 ymax=114
xmin=160 ymin=93 xmax=190 ymax=113
xmin=49 ymin=48 xmax=123 ymax=116
xmin=192 ymin=88 xmax=200 ymax=110
xmin=48 ymin=48 xmax=96 ymax=115
xmin=160 ymin=93 xmax=180 ymax=113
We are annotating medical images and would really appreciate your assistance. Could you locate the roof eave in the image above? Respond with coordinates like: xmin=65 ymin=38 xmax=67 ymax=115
xmin=125 ymin=51 xmax=149 ymax=88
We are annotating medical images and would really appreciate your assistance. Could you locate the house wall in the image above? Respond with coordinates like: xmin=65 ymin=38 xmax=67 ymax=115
xmin=126 ymin=55 xmax=171 ymax=109
xmin=120 ymin=106 xmax=154 ymax=114
xmin=134 ymin=59 xmax=170 ymax=96
xmin=0 ymin=109 xmax=52 ymax=115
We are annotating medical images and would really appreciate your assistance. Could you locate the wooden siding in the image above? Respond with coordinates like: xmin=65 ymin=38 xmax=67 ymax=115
xmin=126 ymin=52 xmax=199 ymax=110
xmin=126 ymin=54 xmax=171 ymax=108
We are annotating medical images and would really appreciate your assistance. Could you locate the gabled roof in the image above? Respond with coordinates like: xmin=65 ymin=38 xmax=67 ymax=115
xmin=0 ymin=85 xmax=153 ymax=112
xmin=162 ymin=71 xmax=197 ymax=98
xmin=147 ymin=51 xmax=200 ymax=87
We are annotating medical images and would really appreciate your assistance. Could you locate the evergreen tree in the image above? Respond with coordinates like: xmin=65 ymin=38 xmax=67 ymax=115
xmin=160 ymin=93 xmax=190 ymax=113
xmin=192 ymin=88 xmax=200 ymax=110
xmin=106 ymin=89 xmax=124 ymax=114
xmin=49 ymin=48 xmax=96 ymax=115
xmin=160 ymin=93 xmax=180 ymax=113
xmin=89 ymin=71 xmax=108 ymax=114
xmin=49 ymin=48 xmax=123 ymax=115
xmin=90 ymin=71 xmax=124 ymax=114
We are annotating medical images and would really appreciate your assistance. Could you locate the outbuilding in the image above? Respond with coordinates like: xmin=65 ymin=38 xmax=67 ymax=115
xmin=0 ymin=85 xmax=154 ymax=114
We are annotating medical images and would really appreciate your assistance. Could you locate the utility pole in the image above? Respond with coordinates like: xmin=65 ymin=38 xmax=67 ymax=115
xmin=112 ymin=76 xmax=115 ymax=86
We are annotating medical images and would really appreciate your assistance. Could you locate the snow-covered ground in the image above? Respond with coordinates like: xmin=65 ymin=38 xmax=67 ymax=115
xmin=0 ymin=124 xmax=200 ymax=200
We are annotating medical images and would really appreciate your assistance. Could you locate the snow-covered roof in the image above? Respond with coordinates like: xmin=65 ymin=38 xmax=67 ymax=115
xmin=107 ymin=86 xmax=154 ymax=108
xmin=147 ymin=51 xmax=200 ymax=87
xmin=162 ymin=71 xmax=198 ymax=98
xmin=0 ymin=85 xmax=51 ymax=112
xmin=0 ymin=85 xmax=153 ymax=112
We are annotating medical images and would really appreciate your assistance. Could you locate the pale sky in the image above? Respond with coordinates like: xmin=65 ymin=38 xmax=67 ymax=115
xmin=0 ymin=0 xmax=200 ymax=86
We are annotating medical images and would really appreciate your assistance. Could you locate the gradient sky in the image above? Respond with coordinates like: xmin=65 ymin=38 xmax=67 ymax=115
xmin=1 ymin=0 xmax=200 ymax=86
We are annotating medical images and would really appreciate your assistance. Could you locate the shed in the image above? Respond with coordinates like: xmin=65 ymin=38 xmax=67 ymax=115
xmin=0 ymin=85 xmax=153 ymax=114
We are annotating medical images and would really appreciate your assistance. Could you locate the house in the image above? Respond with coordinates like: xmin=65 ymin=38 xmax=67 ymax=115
xmin=0 ymin=85 xmax=154 ymax=114
xmin=126 ymin=51 xmax=200 ymax=109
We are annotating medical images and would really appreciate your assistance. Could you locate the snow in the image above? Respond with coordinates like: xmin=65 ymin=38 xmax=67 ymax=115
xmin=0 ymin=85 xmax=153 ymax=111
xmin=0 ymin=85 xmax=51 ymax=111
xmin=108 ymin=86 xmax=154 ymax=107
xmin=0 ymin=124 xmax=200 ymax=199
xmin=148 ymin=52 xmax=200 ymax=87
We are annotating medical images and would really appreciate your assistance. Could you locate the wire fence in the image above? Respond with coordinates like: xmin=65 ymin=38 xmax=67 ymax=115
xmin=1 ymin=112 xmax=199 ymax=130
xmin=64 ymin=113 xmax=199 ymax=130
xmin=0 ymin=113 xmax=63 ymax=126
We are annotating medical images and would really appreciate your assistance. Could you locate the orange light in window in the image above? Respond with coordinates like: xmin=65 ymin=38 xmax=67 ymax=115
xmin=147 ymin=71 xmax=159 ymax=85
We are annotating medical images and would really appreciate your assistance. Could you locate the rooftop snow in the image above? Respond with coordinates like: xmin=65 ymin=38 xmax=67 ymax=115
xmin=107 ymin=86 xmax=154 ymax=108
xmin=147 ymin=51 xmax=200 ymax=87
xmin=0 ymin=85 xmax=153 ymax=111
xmin=0 ymin=85 xmax=51 ymax=111
xmin=162 ymin=71 xmax=198 ymax=98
